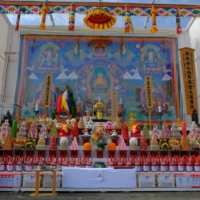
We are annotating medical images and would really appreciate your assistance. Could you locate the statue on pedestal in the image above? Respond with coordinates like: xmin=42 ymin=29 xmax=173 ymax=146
xmin=192 ymin=109 xmax=199 ymax=126
xmin=1 ymin=110 xmax=13 ymax=126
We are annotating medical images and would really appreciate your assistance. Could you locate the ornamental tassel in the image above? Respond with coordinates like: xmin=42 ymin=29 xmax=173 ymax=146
xmin=150 ymin=5 xmax=158 ymax=33
xmin=39 ymin=2 xmax=48 ymax=30
xmin=68 ymin=3 xmax=75 ymax=31
xmin=124 ymin=4 xmax=134 ymax=33
xmin=15 ymin=6 xmax=21 ymax=31
xmin=176 ymin=9 xmax=182 ymax=34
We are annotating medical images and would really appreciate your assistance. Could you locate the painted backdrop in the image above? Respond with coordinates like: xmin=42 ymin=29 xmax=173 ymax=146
xmin=15 ymin=36 xmax=180 ymax=123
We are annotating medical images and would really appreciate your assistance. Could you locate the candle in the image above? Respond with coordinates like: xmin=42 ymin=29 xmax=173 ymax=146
xmin=35 ymin=100 xmax=39 ymax=111
xmin=158 ymin=102 xmax=162 ymax=113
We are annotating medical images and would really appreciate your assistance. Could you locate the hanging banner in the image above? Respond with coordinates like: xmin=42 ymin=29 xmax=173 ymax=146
xmin=44 ymin=74 xmax=52 ymax=109
xmin=179 ymin=48 xmax=198 ymax=115
xmin=144 ymin=76 xmax=153 ymax=109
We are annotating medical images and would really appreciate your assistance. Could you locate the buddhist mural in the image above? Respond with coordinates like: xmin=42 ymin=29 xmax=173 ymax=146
xmin=15 ymin=36 xmax=180 ymax=123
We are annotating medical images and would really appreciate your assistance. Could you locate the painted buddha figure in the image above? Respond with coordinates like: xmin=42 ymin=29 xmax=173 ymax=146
xmin=93 ymin=73 xmax=107 ymax=88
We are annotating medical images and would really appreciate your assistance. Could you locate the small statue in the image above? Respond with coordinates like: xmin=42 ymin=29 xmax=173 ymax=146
xmin=1 ymin=110 xmax=13 ymax=126
xmin=192 ymin=109 xmax=199 ymax=125
xmin=59 ymin=124 xmax=70 ymax=137
xmin=91 ymin=126 xmax=107 ymax=150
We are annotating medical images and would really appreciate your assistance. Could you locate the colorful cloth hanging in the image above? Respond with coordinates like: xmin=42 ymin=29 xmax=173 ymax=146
xmin=39 ymin=2 xmax=48 ymax=30
xmin=150 ymin=5 xmax=158 ymax=33
xmin=124 ymin=4 xmax=134 ymax=33
xmin=68 ymin=3 xmax=75 ymax=31
xmin=176 ymin=9 xmax=182 ymax=34
xmin=83 ymin=7 xmax=116 ymax=29
xmin=15 ymin=6 xmax=21 ymax=31
xmin=56 ymin=91 xmax=70 ymax=114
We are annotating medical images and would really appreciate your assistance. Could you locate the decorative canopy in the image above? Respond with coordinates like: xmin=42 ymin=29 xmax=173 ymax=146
xmin=83 ymin=7 xmax=116 ymax=29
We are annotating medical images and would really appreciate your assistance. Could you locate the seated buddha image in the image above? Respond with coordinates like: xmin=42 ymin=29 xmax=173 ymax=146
xmin=144 ymin=49 xmax=158 ymax=68
xmin=93 ymin=73 xmax=107 ymax=88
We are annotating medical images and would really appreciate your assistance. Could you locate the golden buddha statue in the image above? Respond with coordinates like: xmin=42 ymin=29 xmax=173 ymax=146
xmin=94 ymin=100 xmax=106 ymax=119
xmin=176 ymin=116 xmax=182 ymax=127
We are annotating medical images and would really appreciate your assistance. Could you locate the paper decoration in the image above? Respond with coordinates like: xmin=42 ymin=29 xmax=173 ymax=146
xmin=44 ymin=74 xmax=52 ymax=108
xmin=70 ymin=137 xmax=79 ymax=150
xmin=179 ymin=47 xmax=198 ymax=114
xmin=117 ymin=138 xmax=127 ymax=151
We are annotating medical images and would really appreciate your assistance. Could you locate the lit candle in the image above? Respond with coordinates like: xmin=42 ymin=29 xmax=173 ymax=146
xmin=158 ymin=102 xmax=162 ymax=113
xmin=35 ymin=100 xmax=39 ymax=111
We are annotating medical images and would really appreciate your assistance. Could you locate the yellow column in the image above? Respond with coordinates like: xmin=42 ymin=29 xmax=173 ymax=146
xmin=52 ymin=169 xmax=57 ymax=196
xmin=34 ymin=169 xmax=40 ymax=196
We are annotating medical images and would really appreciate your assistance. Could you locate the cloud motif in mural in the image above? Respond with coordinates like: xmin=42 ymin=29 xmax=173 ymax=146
xmin=56 ymin=71 xmax=78 ymax=80
xmin=29 ymin=73 xmax=38 ymax=79
xmin=56 ymin=71 xmax=68 ymax=79
xmin=67 ymin=72 xmax=78 ymax=79
xmin=123 ymin=71 xmax=142 ymax=80
xmin=162 ymin=74 xmax=172 ymax=81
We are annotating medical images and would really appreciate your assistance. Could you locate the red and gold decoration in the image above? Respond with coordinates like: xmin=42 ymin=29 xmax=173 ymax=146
xmin=124 ymin=4 xmax=134 ymax=33
xmin=176 ymin=9 xmax=182 ymax=34
xmin=83 ymin=7 xmax=116 ymax=29
xmin=15 ymin=6 xmax=21 ymax=31
xmin=39 ymin=2 xmax=48 ymax=30
xmin=68 ymin=3 xmax=75 ymax=31
xmin=150 ymin=5 xmax=158 ymax=33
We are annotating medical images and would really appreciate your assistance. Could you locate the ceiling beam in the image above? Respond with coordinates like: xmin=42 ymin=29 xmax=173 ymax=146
xmin=0 ymin=1 xmax=199 ymax=8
